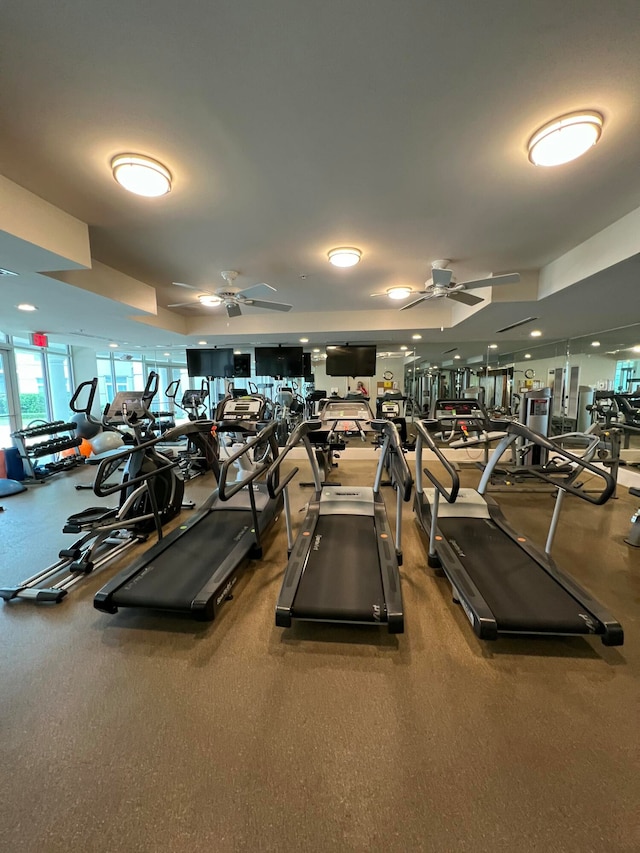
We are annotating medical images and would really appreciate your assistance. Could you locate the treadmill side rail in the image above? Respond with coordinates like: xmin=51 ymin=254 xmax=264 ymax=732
xmin=373 ymin=494 xmax=404 ymax=633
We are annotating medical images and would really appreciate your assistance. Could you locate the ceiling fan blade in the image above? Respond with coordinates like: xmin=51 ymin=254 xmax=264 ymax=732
xmin=431 ymin=268 xmax=453 ymax=287
xmin=168 ymin=301 xmax=199 ymax=308
xmin=237 ymin=282 xmax=277 ymax=298
xmin=447 ymin=291 xmax=484 ymax=306
xmin=244 ymin=298 xmax=292 ymax=312
xmin=399 ymin=294 xmax=431 ymax=311
xmin=369 ymin=292 xmax=388 ymax=298
xmin=172 ymin=281 xmax=203 ymax=290
xmin=226 ymin=303 xmax=242 ymax=318
xmin=461 ymin=272 xmax=520 ymax=290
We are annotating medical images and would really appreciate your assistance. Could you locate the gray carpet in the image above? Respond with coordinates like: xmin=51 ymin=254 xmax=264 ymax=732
xmin=0 ymin=456 xmax=638 ymax=852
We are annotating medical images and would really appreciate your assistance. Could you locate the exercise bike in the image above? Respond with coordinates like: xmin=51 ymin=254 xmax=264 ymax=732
xmin=0 ymin=374 xmax=187 ymax=604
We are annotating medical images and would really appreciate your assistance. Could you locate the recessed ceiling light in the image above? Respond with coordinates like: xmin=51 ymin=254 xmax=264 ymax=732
xmin=530 ymin=330 xmax=542 ymax=337
xmin=163 ymin=352 xmax=170 ymax=357
xmin=198 ymin=340 xmax=207 ymax=345
xmin=327 ymin=247 xmax=362 ymax=267
xmin=387 ymin=286 xmax=412 ymax=300
xmin=524 ymin=353 xmax=532 ymax=359
xmin=454 ymin=355 xmax=461 ymax=360
xmin=111 ymin=154 xmax=172 ymax=197
xmin=199 ymin=295 xmax=222 ymax=306
xmin=400 ymin=345 xmax=408 ymax=351
xmin=234 ymin=350 xmax=242 ymax=355
xmin=591 ymin=341 xmax=601 ymax=347
xmin=109 ymin=343 xmax=118 ymax=348
xmin=412 ymin=334 xmax=422 ymax=340
xmin=17 ymin=303 xmax=37 ymax=311
xmin=633 ymin=346 xmax=640 ymax=354
xmin=528 ymin=111 xmax=603 ymax=167
xmin=313 ymin=348 xmax=320 ymax=353
xmin=327 ymin=345 xmax=337 ymax=350
xmin=488 ymin=344 xmax=498 ymax=349
xmin=299 ymin=337 xmax=309 ymax=343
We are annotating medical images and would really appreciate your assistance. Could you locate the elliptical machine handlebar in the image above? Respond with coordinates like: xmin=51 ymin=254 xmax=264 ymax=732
xmin=69 ymin=378 xmax=99 ymax=421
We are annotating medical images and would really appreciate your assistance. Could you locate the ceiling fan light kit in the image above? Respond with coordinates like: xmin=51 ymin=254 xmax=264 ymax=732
xmin=111 ymin=154 xmax=172 ymax=196
xmin=527 ymin=111 xmax=603 ymax=167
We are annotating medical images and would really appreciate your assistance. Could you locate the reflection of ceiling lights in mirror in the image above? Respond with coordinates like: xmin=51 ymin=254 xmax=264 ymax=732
xmin=111 ymin=154 xmax=172 ymax=196
xmin=313 ymin=348 xmax=320 ymax=353
xmin=528 ymin=112 xmax=603 ymax=167
xmin=400 ymin=345 xmax=408 ymax=350
xmin=327 ymin=247 xmax=362 ymax=267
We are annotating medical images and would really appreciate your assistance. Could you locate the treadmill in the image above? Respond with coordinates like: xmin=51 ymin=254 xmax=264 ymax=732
xmin=266 ymin=417 xmax=413 ymax=633
xmin=94 ymin=395 xmax=282 ymax=621
xmin=414 ymin=418 xmax=623 ymax=645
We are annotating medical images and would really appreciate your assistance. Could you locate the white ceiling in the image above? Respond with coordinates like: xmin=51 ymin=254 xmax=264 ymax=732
xmin=1 ymin=0 xmax=640 ymax=362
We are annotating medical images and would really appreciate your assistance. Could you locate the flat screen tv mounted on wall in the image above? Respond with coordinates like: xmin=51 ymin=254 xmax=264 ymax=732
xmin=325 ymin=345 xmax=377 ymax=377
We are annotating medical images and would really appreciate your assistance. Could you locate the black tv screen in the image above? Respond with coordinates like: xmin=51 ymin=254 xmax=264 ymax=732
xmin=233 ymin=354 xmax=251 ymax=378
xmin=326 ymin=345 xmax=377 ymax=377
xmin=255 ymin=346 xmax=304 ymax=378
xmin=186 ymin=348 xmax=234 ymax=378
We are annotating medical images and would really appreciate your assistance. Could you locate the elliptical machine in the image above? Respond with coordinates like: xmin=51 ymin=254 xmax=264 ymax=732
xmin=165 ymin=378 xmax=216 ymax=480
xmin=0 ymin=373 xmax=187 ymax=604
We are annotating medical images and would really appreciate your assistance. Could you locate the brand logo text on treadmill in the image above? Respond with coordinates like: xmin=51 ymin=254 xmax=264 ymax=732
xmin=313 ymin=535 xmax=322 ymax=551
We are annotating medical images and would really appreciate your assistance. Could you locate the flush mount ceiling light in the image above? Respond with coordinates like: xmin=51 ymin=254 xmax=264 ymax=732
xmin=111 ymin=154 xmax=172 ymax=197
xmin=199 ymin=295 xmax=222 ymax=307
xmin=528 ymin=111 xmax=603 ymax=167
xmin=17 ymin=303 xmax=37 ymax=311
xmin=327 ymin=247 xmax=362 ymax=268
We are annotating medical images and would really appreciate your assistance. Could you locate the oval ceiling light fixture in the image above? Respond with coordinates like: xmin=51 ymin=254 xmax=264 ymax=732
xmin=17 ymin=303 xmax=38 ymax=311
xmin=111 ymin=154 xmax=172 ymax=196
xmin=199 ymin=295 xmax=223 ymax=307
xmin=327 ymin=247 xmax=362 ymax=267
xmin=528 ymin=111 xmax=603 ymax=167
xmin=387 ymin=286 xmax=412 ymax=300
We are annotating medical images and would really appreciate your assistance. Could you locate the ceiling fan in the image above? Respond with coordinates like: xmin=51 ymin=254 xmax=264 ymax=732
xmin=395 ymin=260 xmax=520 ymax=310
xmin=168 ymin=270 xmax=293 ymax=318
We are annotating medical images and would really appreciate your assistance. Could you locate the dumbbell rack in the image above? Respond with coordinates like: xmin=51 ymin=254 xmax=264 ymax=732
xmin=11 ymin=420 xmax=82 ymax=479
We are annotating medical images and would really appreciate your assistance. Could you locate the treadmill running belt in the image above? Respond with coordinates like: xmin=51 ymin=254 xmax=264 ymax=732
xmin=293 ymin=515 xmax=385 ymax=622
xmin=112 ymin=510 xmax=253 ymax=610
xmin=437 ymin=517 xmax=595 ymax=633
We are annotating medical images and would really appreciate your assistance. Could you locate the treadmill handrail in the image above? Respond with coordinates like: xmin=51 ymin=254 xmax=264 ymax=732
xmin=265 ymin=420 xmax=322 ymax=498
xmin=481 ymin=422 xmax=615 ymax=505
xmin=218 ymin=421 xmax=278 ymax=501
xmin=414 ymin=419 xmax=460 ymax=503
xmin=371 ymin=419 xmax=413 ymax=501
xmin=94 ymin=455 xmax=178 ymax=498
